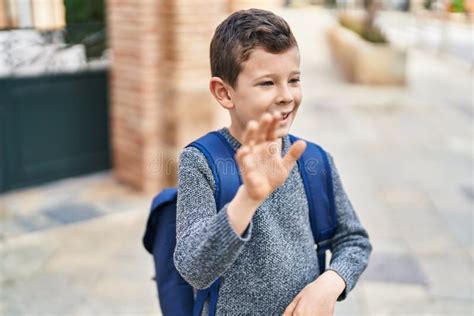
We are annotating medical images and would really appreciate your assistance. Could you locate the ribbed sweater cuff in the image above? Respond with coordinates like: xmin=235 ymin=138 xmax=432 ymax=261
xmin=326 ymin=262 xmax=356 ymax=301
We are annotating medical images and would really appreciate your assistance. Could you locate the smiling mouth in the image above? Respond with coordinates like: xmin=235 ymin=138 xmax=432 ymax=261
xmin=281 ymin=110 xmax=292 ymax=120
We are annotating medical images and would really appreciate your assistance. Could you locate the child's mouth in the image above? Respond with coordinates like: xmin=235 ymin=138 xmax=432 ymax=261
xmin=281 ymin=111 xmax=292 ymax=120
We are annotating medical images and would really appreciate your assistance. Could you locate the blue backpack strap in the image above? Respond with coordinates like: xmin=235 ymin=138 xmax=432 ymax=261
xmin=187 ymin=131 xmax=242 ymax=210
xmin=186 ymin=131 xmax=241 ymax=316
xmin=289 ymin=134 xmax=337 ymax=274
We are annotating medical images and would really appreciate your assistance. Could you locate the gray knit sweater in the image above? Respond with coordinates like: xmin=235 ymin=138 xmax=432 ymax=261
xmin=174 ymin=128 xmax=372 ymax=315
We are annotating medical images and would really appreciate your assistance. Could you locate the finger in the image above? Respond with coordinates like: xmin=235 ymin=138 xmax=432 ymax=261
xmin=282 ymin=140 xmax=306 ymax=171
xmin=282 ymin=297 xmax=300 ymax=316
xmin=235 ymin=146 xmax=250 ymax=168
xmin=256 ymin=113 xmax=273 ymax=143
xmin=266 ymin=112 xmax=280 ymax=141
xmin=242 ymin=120 xmax=258 ymax=147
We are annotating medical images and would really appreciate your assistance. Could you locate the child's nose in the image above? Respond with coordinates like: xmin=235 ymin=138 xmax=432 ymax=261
xmin=276 ymin=86 xmax=294 ymax=105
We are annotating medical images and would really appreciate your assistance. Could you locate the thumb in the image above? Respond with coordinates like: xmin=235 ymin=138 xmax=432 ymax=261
xmin=282 ymin=140 xmax=306 ymax=171
xmin=282 ymin=294 xmax=302 ymax=316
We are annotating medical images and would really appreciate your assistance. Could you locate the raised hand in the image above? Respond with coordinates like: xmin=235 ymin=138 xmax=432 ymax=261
xmin=235 ymin=112 xmax=307 ymax=202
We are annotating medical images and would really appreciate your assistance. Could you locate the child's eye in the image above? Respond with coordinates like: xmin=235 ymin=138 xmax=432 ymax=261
xmin=289 ymin=78 xmax=300 ymax=84
xmin=259 ymin=81 xmax=274 ymax=86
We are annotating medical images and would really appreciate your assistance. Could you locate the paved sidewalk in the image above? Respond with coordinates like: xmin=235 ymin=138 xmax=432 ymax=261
xmin=0 ymin=173 xmax=158 ymax=315
xmin=1 ymin=7 xmax=473 ymax=316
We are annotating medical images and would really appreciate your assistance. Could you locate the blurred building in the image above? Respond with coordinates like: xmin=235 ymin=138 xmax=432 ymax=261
xmin=2 ymin=0 xmax=469 ymax=194
xmin=0 ymin=0 xmax=281 ymax=194
xmin=0 ymin=0 xmax=108 ymax=193
xmin=0 ymin=0 xmax=65 ymax=30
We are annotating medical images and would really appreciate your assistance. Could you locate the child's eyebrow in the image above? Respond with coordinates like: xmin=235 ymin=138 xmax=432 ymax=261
xmin=253 ymin=73 xmax=275 ymax=80
xmin=253 ymin=70 xmax=301 ymax=81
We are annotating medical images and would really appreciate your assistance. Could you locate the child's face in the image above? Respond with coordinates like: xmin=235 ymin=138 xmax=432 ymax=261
xmin=228 ymin=46 xmax=302 ymax=139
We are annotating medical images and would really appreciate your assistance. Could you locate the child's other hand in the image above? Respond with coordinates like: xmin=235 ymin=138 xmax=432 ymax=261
xmin=282 ymin=270 xmax=345 ymax=316
xmin=235 ymin=112 xmax=306 ymax=202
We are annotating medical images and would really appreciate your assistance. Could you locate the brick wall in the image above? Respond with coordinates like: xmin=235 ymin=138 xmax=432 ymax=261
xmin=229 ymin=0 xmax=280 ymax=11
xmin=107 ymin=0 xmax=281 ymax=193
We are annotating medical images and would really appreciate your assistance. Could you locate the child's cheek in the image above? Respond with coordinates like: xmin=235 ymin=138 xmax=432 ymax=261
xmin=293 ymin=87 xmax=303 ymax=104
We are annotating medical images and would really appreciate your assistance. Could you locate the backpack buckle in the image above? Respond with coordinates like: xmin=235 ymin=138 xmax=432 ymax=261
xmin=317 ymin=239 xmax=331 ymax=252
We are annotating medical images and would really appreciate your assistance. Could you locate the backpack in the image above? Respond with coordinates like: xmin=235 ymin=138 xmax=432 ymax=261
xmin=142 ymin=131 xmax=337 ymax=316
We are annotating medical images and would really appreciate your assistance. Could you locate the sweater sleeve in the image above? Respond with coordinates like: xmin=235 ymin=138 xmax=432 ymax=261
xmin=173 ymin=147 xmax=253 ymax=289
xmin=325 ymin=152 xmax=373 ymax=301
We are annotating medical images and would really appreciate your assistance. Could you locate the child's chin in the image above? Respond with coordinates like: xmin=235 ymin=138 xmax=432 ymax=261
xmin=275 ymin=125 xmax=291 ymax=138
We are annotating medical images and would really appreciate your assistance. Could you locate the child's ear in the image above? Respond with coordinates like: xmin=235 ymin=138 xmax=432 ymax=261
xmin=209 ymin=77 xmax=234 ymax=110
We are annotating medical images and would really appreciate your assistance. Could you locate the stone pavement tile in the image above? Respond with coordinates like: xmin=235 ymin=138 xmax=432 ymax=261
xmin=1 ymin=190 xmax=49 ymax=237
xmin=363 ymin=251 xmax=428 ymax=285
xmin=353 ymin=199 xmax=400 ymax=242
xmin=72 ymin=300 xmax=158 ymax=316
xmin=1 ymin=271 xmax=91 ymax=316
xmin=334 ymin=283 xmax=367 ymax=316
xmin=0 ymin=231 xmax=60 ymax=284
xmin=365 ymin=133 xmax=472 ymax=255
xmin=439 ymin=207 xmax=474 ymax=253
xmin=333 ymin=174 xmax=399 ymax=241
xmin=76 ymin=174 xmax=151 ymax=215
xmin=422 ymin=186 xmax=473 ymax=252
xmin=420 ymin=108 xmax=473 ymax=159
xmin=88 ymin=213 xmax=159 ymax=315
xmin=43 ymin=202 xmax=103 ymax=224
xmin=368 ymin=295 xmax=474 ymax=316
xmin=0 ymin=171 xmax=150 ymax=239
xmin=291 ymin=104 xmax=344 ymax=143
xmin=72 ymin=302 xmax=120 ymax=316
xmin=334 ymin=107 xmax=386 ymax=145
xmin=361 ymin=281 xmax=431 ymax=316
xmin=90 ymin=272 xmax=159 ymax=316
xmin=2 ymin=208 xmax=159 ymax=315
xmin=368 ymin=294 xmax=474 ymax=315
xmin=379 ymin=185 xmax=462 ymax=256
xmin=37 ymin=172 xmax=114 ymax=200
xmin=369 ymin=237 xmax=412 ymax=256
xmin=416 ymin=298 xmax=474 ymax=316
xmin=43 ymin=233 xmax=111 ymax=289
xmin=407 ymin=50 xmax=473 ymax=108
xmin=98 ymin=195 xmax=151 ymax=215
xmin=392 ymin=300 xmax=474 ymax=316
xmin=460 ymin=185 xmax=474 ymax=203
xmin=291 ymin=126 xmax=394 ymax=241
xmin=10 ymin=212 xmax=58 ymax=234
xmin=417 ymin=252 xmax=473 ymax=301
xmin=0 ymin=188 xmax=43 ymax=215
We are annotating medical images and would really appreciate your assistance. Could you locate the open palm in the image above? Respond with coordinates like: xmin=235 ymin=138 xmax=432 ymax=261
xmin=235 ymin=112 xmax=307 ymax=202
